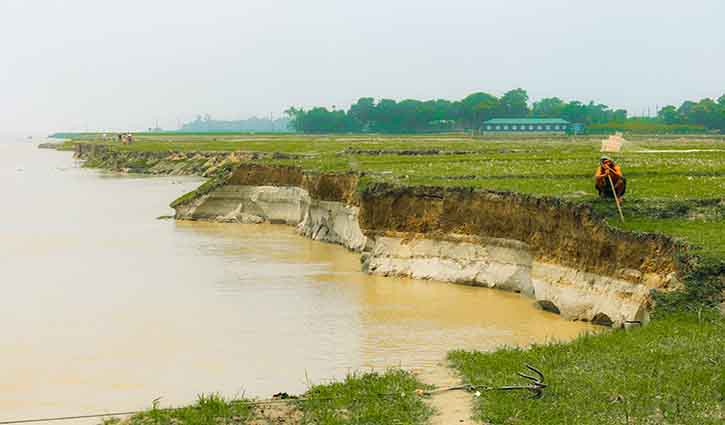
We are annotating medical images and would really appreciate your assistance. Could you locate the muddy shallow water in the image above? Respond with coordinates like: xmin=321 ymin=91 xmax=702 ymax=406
xmin=0 ymin=139 xmax=595 ymax=421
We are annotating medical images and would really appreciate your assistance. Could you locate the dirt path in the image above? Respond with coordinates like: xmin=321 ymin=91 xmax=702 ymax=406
xmin=414 ymin=359 xmax=476 ymax=425
xmin=248 ymin=402 xmax=301 ymax=424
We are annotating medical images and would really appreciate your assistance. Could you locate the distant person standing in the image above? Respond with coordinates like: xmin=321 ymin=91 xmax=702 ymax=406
xmin=595 ymin=156 xmax=626 ymax=199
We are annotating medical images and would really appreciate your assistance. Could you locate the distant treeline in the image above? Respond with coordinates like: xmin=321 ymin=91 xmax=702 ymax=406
xmin=179 ymin=114 xmax=290 ymax=132
xmin=286 ymin=89 xmax=725 ymax=134
xmin=587 ymin=96 xmax=725 ymax=134
xmin=656 ymin=97 xmax=725 ymax=132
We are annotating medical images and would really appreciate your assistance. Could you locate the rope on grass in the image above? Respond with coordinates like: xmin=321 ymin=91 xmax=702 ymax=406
xmin=0 ymin=393 xmax=405 ymax=425
xmin=421 ymin=363 xmax=547 ymax=399
xmin=0 ymin=412 xmax=143 ymax=425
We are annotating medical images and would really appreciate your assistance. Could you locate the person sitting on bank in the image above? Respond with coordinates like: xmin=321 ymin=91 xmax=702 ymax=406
xmin=595 ymin=156 xmax=626 ymax=199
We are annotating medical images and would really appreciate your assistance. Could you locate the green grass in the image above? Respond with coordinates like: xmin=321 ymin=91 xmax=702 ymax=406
xmin=299 ymin=369 xmax=433 ymax=425
xmin=114 ymin=370 xmax=431 ymax=425
xmin=264 ymin=143 xmax=725 ymax=199
xmin=617 ymin=218 xmax=725 ymax=259
xmin=588 ymin=198 xmax=725 ymax=261
xmin=120 ymin=394 xmax=253 ymax=425
xmin=449 ymin=312 xmax=725 ymax=425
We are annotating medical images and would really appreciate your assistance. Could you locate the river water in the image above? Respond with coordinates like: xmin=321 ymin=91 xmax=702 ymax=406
xmin=0 ymin=138 xmax=594 ymax=421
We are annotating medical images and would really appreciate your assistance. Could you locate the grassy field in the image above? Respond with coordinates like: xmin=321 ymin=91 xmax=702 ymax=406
xmin=449 ymin=311 xmax=724 ymax=425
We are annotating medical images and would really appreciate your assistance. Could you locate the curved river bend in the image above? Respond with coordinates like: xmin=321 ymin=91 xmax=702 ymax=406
xmin=0 ymin=139 xmax=594 ymax=421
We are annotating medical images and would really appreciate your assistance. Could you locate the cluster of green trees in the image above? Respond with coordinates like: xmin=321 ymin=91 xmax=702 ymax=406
xmin=285 ymin=89 xmax=630 ymax=133
xmin=286 ymin=89 xmax=725 ymax=134
xmin=656 ymin=95 xmax=725 ymax=132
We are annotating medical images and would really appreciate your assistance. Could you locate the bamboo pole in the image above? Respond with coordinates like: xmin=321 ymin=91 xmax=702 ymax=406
xmin=607 ymin=174 xmax=625 ymax=223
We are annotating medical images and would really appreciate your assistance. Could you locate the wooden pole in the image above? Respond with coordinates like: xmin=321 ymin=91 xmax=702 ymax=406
xmin=607 ymin=174 xmax=625 ymax=223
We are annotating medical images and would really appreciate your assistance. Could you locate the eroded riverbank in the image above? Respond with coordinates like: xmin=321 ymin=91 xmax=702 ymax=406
xmin=69 ymin=141 xmax=694 ymax=325
xmin=2 ymin=141 xmax=595 ymax=422
xmin=171 ymin=162 xmax=688 ymax=328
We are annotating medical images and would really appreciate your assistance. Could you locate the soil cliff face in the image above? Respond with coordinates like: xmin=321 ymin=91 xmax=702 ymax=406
xmin=358 ymin=184 xmax=681 ymax=286
xmin=171 ymin=163 xmax=686 ymax=327
xmin=178 ymin=165 xmax=367 ymax=251
xmin=229 ymin=165 xmax=359 ymax=203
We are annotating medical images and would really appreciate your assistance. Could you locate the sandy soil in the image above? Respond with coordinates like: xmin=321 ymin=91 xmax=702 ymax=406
xmin=248 ymin=401 xmax=302 ymax=425
xmin=414 ymin=360 xmax=476 ymax=425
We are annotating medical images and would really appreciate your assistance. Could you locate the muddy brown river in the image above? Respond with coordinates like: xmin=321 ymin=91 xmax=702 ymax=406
xmin=0 ymin=138 xmax=595 ymax=421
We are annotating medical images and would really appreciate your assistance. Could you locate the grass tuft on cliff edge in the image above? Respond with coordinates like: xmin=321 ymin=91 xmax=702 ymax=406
xmin=169 ymin=162 xmax=239 ymax=209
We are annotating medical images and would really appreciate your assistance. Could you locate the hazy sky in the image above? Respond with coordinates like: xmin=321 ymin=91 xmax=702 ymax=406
xmin=1 ymin=0 xmax=723 ymax=133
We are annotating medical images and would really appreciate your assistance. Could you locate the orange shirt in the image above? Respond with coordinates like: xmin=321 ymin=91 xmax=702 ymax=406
xmin=595 ymin=164 xmax=622 ymax=179
xmin=595 ymin=164 xmax=623 ymax=190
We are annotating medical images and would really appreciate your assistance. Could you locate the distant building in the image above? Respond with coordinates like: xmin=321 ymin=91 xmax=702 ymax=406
xmin=481 ymin=118 xmax=571 ymax=133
